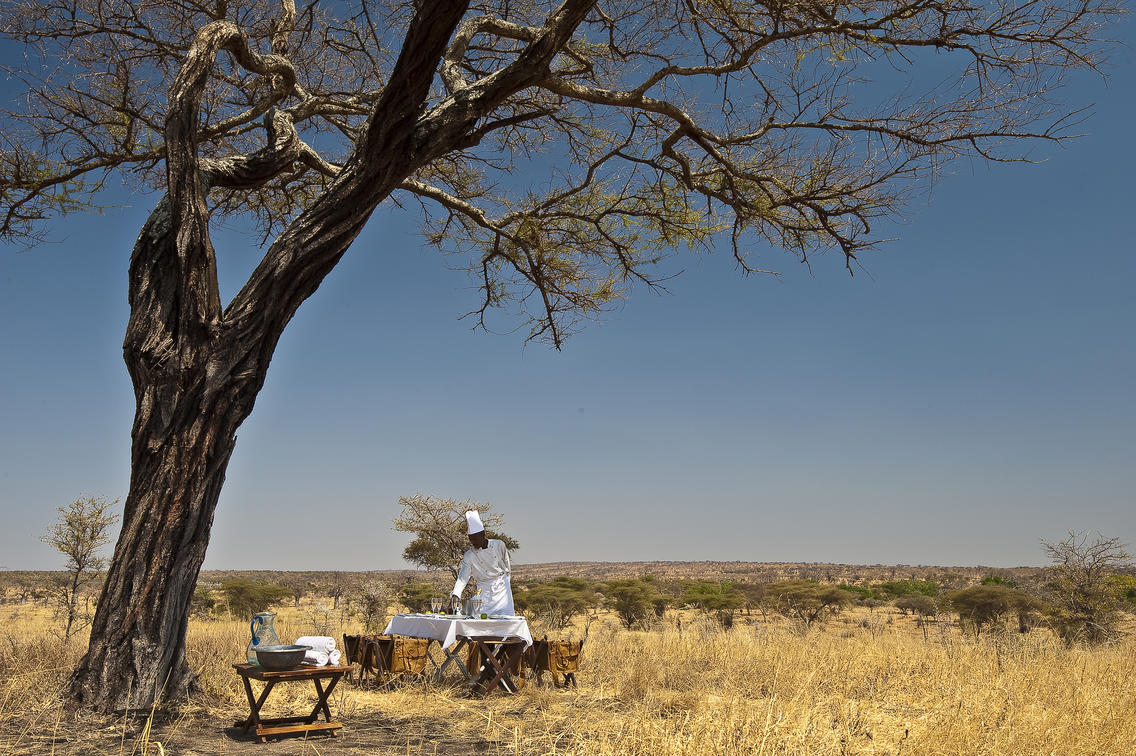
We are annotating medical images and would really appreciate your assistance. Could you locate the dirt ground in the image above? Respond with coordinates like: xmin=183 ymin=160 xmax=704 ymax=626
xmin=7 ymin=706 xmax=505 ymax=755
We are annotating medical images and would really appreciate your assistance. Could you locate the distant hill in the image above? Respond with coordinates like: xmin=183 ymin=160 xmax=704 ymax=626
xmin=510 ymin=560 xmax=1043 ymax=586
xmin=1 ymin=561 xmax=1047 ymax=599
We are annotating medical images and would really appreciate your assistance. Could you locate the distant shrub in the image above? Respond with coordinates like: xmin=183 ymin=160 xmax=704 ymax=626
xmin=737 ymin=582 xmax=767 ymax=617
xmin=872 ymin=579 xmax=940 ymax=599
xmin=946 ymin=584 xmax=1038 ymax=639
xmin=351 ymin=580 xmax=396 ymax=633
xmin=399 ymin=582 xmax=437 ymax=613
xmin=764 ymin=580 xmax=852 ymax=628
xmin=1109 ymin=575 xmax=1136 ymax=607
xmin=218 ymin=579 xmax=293 ymax=618
xmin=600 ymin=578 xmax=668 ymax=629
xmin=515 ymin=577 xmax=595 ymax=629
xmin=981 ymin=575 xmax=1020 ymax=589
xmin=894 ymin=595 xmax=938 ymax=617
xmin=837 ymin=584 xmax=876 ymax=601
xmin=191 ymin=583 xmax=218 ymax=618
xmin=680 ymin=580 xmax=745 ymax=628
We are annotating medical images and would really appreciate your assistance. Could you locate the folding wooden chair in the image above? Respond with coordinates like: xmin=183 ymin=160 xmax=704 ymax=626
xmin=526 ymin=637 xmax=584 ymax=688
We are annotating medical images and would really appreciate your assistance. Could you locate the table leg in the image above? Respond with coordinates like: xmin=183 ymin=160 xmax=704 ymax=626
xmin=434 ymin=639 xmax=473 ymax=684
xmin=472 ymin=641 xmax=524 ymax=696
xmin=424 ymin=639 xmax=445 ymax=677
xmin=235 ymin=675 xmax=258 ymax=732
xmin=308 ymin=673 xmax=342 ymax=724
xmin=235 ymin=677 xmax=276 ymax=743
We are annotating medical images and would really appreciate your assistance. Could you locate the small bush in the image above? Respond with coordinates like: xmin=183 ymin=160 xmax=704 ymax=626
xmin=680 ymin=580 xmax=745 ymax=628
xmin=600 ymin=578 xmax=668 ymax=629
xmin=764 ymin=580 xmax=853 ymax=627
xmin=946 ymin=584 xmax=1038 ymax=638
xmin=515 ymin=577 xmax=595 ymax=629
xmin=218 ymin=578 xmax=293 ymax=618
xmin=872 ymin=579 xmax=940 ymax=599
xmin=894 ymin=594 xmax=938 ymax=617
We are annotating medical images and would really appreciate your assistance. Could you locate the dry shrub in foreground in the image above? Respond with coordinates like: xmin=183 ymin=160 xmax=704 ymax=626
xmin=507 ymin=618 xmax=1136 ymax=755
xmin=3 ymin=607 xmax=1135 ymax=755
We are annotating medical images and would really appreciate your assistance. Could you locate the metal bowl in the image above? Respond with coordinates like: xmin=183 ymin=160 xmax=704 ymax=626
xmin=255 ymin=644 xmax=308 ymax=670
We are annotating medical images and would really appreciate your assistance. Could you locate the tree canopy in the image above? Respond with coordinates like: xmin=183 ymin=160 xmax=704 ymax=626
xmin=2 ymin=0 xmax=1118 ymax=344
xmin=1041 ymin=531 xmax=1133 ymax=645
xmin=394 ymin=494 xmax=518 ymax=579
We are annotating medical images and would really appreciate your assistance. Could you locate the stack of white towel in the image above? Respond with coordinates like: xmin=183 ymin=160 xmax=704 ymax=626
xmin=295 ymin=635 xmax=341 ymax=666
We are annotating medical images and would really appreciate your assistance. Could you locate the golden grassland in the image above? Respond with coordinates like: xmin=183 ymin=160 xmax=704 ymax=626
xmin=2 ymin=602 xmax=1135 ymax=755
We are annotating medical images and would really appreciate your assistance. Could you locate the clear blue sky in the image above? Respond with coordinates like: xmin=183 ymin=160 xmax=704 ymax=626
xmin=2 ymin=18 xmax=1133 ymax=572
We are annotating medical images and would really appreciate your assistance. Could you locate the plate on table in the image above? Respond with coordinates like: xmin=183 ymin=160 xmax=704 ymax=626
xmin=487 ymin=614 xmax=519 ymax=620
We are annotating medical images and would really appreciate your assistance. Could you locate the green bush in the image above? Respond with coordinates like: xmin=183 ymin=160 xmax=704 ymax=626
xmin=399 ymin=582 xmax=437 ymax=613
xmin=600 ymin=578 xmax=668 ymax=629
xmin=680 ymin=580 xmax=745 ymax=628
xmin=981 ymin=575 xmax=1020 ymax=589
xmin=218 ymin=579 xmax=293 ymax=618
xmin=515 ymin=576 xmax=594 ymax=629
xmin=837 ymin=584 xmax=876 ymax=601
xmin=764 ymin=580 xmax=852 ymax=627
xmin=1110 ymin=575 xmax=1136 ymax=607
xmin=872 ymin=579 xmax=940 ymax=599
xmin=945 ymin=584 xmax=1038 ymax=638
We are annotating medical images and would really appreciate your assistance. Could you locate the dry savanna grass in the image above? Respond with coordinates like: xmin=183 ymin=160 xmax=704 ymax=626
xmin=2 ymin=601 xmax=1135 ymax=755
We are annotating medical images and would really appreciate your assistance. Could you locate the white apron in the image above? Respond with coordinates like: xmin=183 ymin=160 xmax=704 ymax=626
xmin=479 ymin=574 xmax=514 ymax=616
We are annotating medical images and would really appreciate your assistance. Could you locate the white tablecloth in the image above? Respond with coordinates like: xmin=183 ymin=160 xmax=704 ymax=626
xmin=383 ymin=614 xmax=533 ymax=649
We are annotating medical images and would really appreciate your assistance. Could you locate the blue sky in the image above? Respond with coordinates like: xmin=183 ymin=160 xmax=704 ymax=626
xmin=2 ymin=16 xmax=1133 ymax=571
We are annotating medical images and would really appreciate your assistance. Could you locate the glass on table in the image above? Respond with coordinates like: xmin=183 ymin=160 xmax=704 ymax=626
xmin=430 ymin=597 xmax=441 ymax=614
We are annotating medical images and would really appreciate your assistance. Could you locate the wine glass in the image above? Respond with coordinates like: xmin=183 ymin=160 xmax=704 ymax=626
xmin=430 ymin=597 xmax=440 ymax=614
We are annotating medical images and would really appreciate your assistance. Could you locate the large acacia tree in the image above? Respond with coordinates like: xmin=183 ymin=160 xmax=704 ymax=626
xmin=0 ymin=0 xmax=1117 ymax=711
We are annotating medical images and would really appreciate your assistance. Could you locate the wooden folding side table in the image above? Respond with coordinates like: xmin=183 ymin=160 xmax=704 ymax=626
xmin=232 ymin=663 xmax=351 ymax=742
xmin=465 ymin=637 xmax=527 ymax=696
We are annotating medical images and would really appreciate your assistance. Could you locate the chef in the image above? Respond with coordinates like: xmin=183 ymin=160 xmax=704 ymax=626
xmin=450 ymin=510 xmax=515 ymax=616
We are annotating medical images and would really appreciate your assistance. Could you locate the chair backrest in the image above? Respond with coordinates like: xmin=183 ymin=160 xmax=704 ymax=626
xmin=526 ymin=637 xmax=584 ymax=673
xmin=342 ymin=634 xmax=363 ymax=664
xmin=384 ymin=635 xmax=429 ymax=674
xmin=548 ymin=639 xmax=584 ymax=673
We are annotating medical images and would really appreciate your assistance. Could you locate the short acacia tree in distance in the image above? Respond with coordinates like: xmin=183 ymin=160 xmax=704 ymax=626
xmin=394 ymin=494 xmax=519 ymax=583
xmin=515 ymin=576 xmax=595 ymax=630
xmin=764 ymin=580 xmax=853 ymax=629
xmin=399 ymin=582 xmax=438 ymax=613
xmin=681 ymin=580 xmax=746 ymax=629
xmin=1041 ymin=531 xmax=1133 ymax=645
xmin=945 ymin=584 xmax=1038 ymax=639
xmin=40 ymin=496 xmax=120 ymax=639
xmin=218 ymin=578 xmax=293 ymax=618
xmin=893 ymin=595 xmax=938 ymax=619
xmin=601 ymin=578 xmax=668 ymax=630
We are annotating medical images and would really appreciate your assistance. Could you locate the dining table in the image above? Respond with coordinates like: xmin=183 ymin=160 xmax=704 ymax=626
xmin=383 ymin=613 xmax=532 ymax=695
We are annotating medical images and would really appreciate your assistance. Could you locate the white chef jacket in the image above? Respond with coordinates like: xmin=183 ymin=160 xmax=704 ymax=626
xmin=452 ymin=538 xmax=514 ymax=615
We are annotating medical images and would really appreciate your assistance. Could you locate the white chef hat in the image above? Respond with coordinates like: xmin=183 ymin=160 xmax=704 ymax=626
xmin=465 ymin=510 xmax=485 ymax=534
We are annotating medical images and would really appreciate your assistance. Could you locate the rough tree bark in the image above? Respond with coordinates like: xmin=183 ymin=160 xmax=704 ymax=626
xmin=70 ymin=0 xmax=594 ymax=712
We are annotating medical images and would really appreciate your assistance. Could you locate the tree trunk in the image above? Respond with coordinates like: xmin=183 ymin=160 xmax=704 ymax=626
xmin=70 ymin=197 xmax=260 ymax=711
xmin=70 ymin=404 xmax=238 ymax=710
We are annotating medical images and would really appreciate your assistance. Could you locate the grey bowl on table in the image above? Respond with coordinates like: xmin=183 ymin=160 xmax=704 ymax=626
xmin=255 ymin=644 xmax=308 ymax=670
